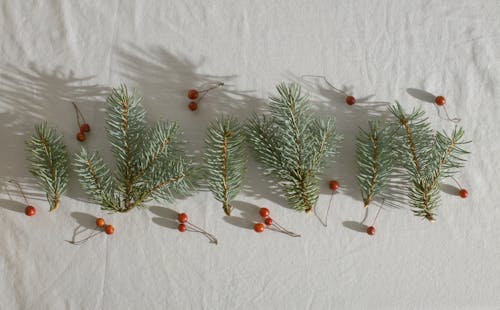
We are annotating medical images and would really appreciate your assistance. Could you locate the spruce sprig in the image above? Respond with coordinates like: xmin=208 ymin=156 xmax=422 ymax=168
xmin=246 ymin=83 xmax=342 ymax=212
xmin=389 ymin=102 xmax=469 ymax=220
xmin=356 ymin=120 xmax=394 ymax=208
xmin=203 ymin=116 xmax=247 ymax=216
xmin=26 ymin=122 xmax=69 ymax=211
xmin=74 ymin=85 xmax=193 ymax=212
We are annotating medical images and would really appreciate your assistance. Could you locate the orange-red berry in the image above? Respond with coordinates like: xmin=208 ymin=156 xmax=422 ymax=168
xmin=104 ymin=225 xmax=115 ymax=235
xmin=459 ymin=189 xmax=468 ymax=198
xmin=254 ymin=223 xmax=265 ymax=233
xmin=345 ymin=96 xmax=356 ymax=105
xmin=264 ymin=217 xmax=273 ymax=226
xmin=178 ymin=223 xmax=187 ymax=232
xmin=25 ymin=205 xmax=36 ymax=216
xmin=187 ymin=89 xmax=199 ymax=100
xmin=96 ymin=218 xmax=105 ymax=227
xmin=188 ymin=101 xmax=198 ymax=111
xmin=259 ymin=208 xmax=270 ymax=218
xmin=367 ymin=226 xmax=376 ymax=235
xmin=329 ymin=180 xmax=340 ymax=191
xmin=178 ymin=213 xmax=188 ymax=223
xmin=80 ymin=123 xmax=90 ymax=133
xmin=76 ymin=132 xmax=86 ymax=142
xmin=435 ymin=96 xmax=446 ymax=106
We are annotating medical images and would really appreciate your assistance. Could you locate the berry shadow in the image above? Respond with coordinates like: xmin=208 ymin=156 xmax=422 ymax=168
xmin=232 ymin=200 xmax=262 ymax=222
xmin=440 ymin=183 xmax=460 ymax=196
xmin=223 ymin=216 xmax=254 ymax=230
xmin=70 ymin=212 xmax=100 ymax=230
xmin=342 ymin=206 xmax=370 ymax=233
xmin=406 ymin=88 xmax=436 ymax=103
xmin=222 ymin=200 xmax=262 ymax=230
xmin=0 ymin=199 xmax=25 ymax=214
xmin=0 ymin=62 xmax=110 ymax=202
xmin=149 ymin=206 xmax=179 ymax=230
xmin=342 ymin=221 xmax=368 ymax=233
xmin=66 ymin=211 xmax=103 ymax=245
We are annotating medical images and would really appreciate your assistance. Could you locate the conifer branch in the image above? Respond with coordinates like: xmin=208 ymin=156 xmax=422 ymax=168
xmin=204 ymin=116 xmax=247 ymax=216
xmin=388 ymin=102 xmax=469 ymax=221
xmin=73 ymin=148 xmax=121 ymax=211
xmin=246 ymin=83 xmax=342 ymax=212
xmin=75 ymin=85 xmax=193 ymax=213
xmin=356 ymin=121 xmax=394 ymax=208
xmin=26 ymin=122 xmax=69 ymax=211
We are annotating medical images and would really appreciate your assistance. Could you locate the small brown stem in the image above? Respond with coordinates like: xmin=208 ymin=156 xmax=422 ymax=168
xmin=186 ymin=221 xmax=218 ymax=244
xmin=72 ymin=102 xmax=87 ymax=126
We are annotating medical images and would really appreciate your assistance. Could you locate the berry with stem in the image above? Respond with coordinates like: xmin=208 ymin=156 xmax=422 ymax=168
xmin=432 ymin=95 xmax=461 ymax=123
xmin=315 ymin=180 xmax=340 ymax=227
xmin=9 ymin=179 xmax=37 ymax=217
xmin=451 ymin=176 xmax=469 ymax=199
xmin=72 ymin=102 xmax=91 ymax=139
xmin=187 ymin=82 xmax=224 ymax=111
xmin=257 ymin=207 xmax=300 ymax=237
xmin=177 ymin=212 xmax=218 ymax=244
xmin=366 ymin=200 xmax=383 ymax=236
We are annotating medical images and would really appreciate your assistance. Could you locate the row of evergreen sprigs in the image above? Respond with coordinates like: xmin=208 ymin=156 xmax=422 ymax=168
xmin=26 ymin=83 xmax=468 ymax=221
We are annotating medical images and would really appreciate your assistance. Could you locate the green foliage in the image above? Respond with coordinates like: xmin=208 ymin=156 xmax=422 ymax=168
xmin=246 ymin=83 xmax=342 ymax=212
xmin=203 ymin=116 xmax=247 ymax=216
xmin=356 ymin=120 xmax=394 ymax=208
xmin=388 ymin=102 xmax=469 ymax=221
xmin=74 ymin=85 xmax=194 ymax=212
xmin=26 ymin=122 xmax=69 ymax=211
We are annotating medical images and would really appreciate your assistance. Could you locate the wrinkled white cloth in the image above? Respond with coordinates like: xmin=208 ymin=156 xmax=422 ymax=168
xmin=1 ymin=1 xmax=499 ymax=309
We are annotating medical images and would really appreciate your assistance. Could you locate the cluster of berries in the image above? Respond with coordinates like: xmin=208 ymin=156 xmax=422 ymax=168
xmin=177 ymin=212 xmax=218 ymax=244
xmin=95 ymin=217 xmax=115 ymax=235
xmin=186 ymin=82 xmax=224 ymax=111
xmin=254 ymin=208 xmax=300 ymax=237
xmin=73 ymin=102 xmax=91 ymax=142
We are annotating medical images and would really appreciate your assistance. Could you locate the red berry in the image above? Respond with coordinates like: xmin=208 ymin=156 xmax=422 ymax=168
xmin=76 ymin=132 xmax=86 ymax=142
xmin=178 ymin=223 xmax=187 ymax=232
xmin=187 ymin=89 xmax=199 ymax=100
xmin=188 ymin=101 xmax=198 ymax=111
xmin=105 ymin=225 xmax=115 ymax=235
xmin=80 ymin=123 xmax=90 ymax=133
xmin=25 ymin=205 xmax=36 ymax=216
xmin=264 ymin=218 xmax=273 ymax=226
xmin=96 ymin=218 xmax=105 ymax=227
xmin=459 ymin=189 xmax=468 ymax=198
xmin=259 ymin=208 xmax=270 ymax=218
xmin=435 ymin=96 xmax=446 ymax=106
xmin=254 ymin=223 xmax=265 ymax=233
xmin=345 ymin=95 xmax=356 ymax=105
xmin=367 ymin=226 xmax=376 ymax=235
xmin=329 ymin=180 xmax=340 ymax=191
xmin=178 ymin=213 xmax=188 ymax=223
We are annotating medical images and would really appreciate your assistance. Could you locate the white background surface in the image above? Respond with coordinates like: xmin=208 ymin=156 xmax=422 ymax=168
xmin=1 ymin=1 xmax=499 ymax=309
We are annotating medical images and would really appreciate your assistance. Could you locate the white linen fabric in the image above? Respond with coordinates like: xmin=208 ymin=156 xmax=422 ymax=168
xmin=1 ymin=1 xmax=499 ymax=309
